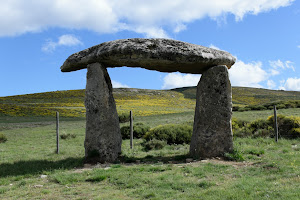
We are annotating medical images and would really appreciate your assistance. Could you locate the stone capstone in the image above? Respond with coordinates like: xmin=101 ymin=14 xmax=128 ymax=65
xmin=190 ymin=65 xmax=233 ymax=158
xmin=84 ymin=62 xmax=122 ymax=163
xmin=61 ymin=38 xmax=236 ymax=74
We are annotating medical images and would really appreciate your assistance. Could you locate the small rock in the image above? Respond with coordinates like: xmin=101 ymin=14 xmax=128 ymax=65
xmin=40 ymin=175 xmax=47 ymax=179
xmin=34 ymin=185 xmax=43 ymax=188
xmin=84 ymin=164 xmax=92 ymax=168
xmin=104 ymin=167 xmax=111 ymax=170
xmin=186 ymin=158 xmax=193 ymax=163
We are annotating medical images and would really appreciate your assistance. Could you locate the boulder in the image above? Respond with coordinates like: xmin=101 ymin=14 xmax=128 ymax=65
xmin=190 ymin=65 xmax=233 ymax=158
xmin=84 ymin=62 xmax=122 ymax=163
xmin=61 ymin=38 xmax=236 ymax=74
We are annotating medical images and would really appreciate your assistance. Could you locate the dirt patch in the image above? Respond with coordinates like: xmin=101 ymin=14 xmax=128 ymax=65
xmin=73 ymin=158 xmax=254 ymax=173
xmin=196 ymin=158 xmax=254 ymax=168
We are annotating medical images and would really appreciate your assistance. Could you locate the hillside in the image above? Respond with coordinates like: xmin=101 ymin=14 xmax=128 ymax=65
xmin=0 ymin=87 xmax=299 ymax=118
xmin=172 ymin=86 xmax=300 ymax=106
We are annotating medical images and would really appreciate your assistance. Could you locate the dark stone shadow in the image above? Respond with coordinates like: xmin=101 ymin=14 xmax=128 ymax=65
xmin=0 ymin=157 xmax=84 ymax=178
xmin=1 ymin=154 xmax=195 ymax=178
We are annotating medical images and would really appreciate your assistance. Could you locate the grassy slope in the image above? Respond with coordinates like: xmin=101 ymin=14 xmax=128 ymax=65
xmin=0 ymin=87 xmax=299 ymax=120
xmin=172 ymin=86 xmax=300 ymax=105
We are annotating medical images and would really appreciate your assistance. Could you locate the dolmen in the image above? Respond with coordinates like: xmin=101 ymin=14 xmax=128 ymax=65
xmin=61 ymin=38 xmax=236 ymax=163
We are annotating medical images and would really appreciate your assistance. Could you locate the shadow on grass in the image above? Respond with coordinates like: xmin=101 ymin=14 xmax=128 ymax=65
xmin=1 ymin=154 xmax=192 ymax=178
xmin=0 ymin=157 xmax=84 ymax=178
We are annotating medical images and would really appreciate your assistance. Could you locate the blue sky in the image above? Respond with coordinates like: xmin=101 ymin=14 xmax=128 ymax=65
xmin=0 ymin=0 xmax=300 ymax=97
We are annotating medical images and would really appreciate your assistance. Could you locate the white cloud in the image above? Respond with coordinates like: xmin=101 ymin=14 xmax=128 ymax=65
xmin=269 ymin=69 xmax=280 ymax=76
xmin=134 ymin=26 xmax=170 ymax=38
xmin=0 ymin=0 xmax=294 ymax=38
xmin=42 ymin=34 xmax=82 ymax=52
xmin=174 ymin=24 xmax=187 ymax=33
xmin=111 ymin=80 xmax=130 ymax=88
xmin=162 ymin=73 xmax=201 ymax=89
xmin=269 ymin=59 xmax=295 ymax=71
xmin=229 ymin=60 xmax=268 ymax=88
xmin=280 ymin=78 xmax=300 ymax=91
xmin=208 ymin=44 xmax=221 ymax=50
xmin=57 ymin=35 xmax=82 ymax=46
xmin=267 ymin=80 xmax=276 ymax=89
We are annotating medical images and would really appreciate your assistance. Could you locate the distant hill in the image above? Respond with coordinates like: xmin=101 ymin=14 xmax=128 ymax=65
xmin=0 ymin=87 xmax=299 ymax=118
xmin=172 ymin=86 xmax=300 ymax=106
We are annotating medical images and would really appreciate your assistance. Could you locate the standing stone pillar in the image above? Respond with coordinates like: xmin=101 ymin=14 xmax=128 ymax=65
xmin=190 ymin=65 xmax=233 ymax=158
xmin=84 ymin=62 xmax=122 ymax=163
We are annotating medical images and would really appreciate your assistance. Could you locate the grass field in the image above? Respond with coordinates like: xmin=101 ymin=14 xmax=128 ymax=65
xmin=0 ymin=117 xmax=300 ymax=199
xmin=0 ymin=87 xmax=299 ymax=199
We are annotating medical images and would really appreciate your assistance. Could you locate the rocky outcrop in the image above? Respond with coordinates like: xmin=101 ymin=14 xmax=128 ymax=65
xmin=190 ymin=65 xmax=233 ymax=158
xmin=61 ymin=38 xmax=236 ymax=74
xmin=84 ymin=63 xmax=122 ymax=163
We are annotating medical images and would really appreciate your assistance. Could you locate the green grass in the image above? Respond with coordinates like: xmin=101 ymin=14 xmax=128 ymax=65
xmin=0 ymin=116 xmax=300 ymax=199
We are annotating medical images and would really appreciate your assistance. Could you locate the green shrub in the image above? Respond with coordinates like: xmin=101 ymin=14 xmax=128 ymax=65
xmin=268 ymin=115 xmax=300 ymax=138
xmin=233 ymin=126 xmax=252 ymax=138
xmin=60 ymin=133 xmax=77 ymax=140
xmin=118 ymin=113 xmax=133 ymax=123
xmin=232 ymin=106 xmax=240 ymax=111
xmin=248 ymin=119 xmax=272 ymax=132
xmin=291 ymin=128 xmax=300 ymax=137
xmin=233 ymin=115 xmax=300 ymax=139
xmin=235 ymin=100 xmax=300 ymax=112
xmin=0 ymin=133 xmax=7 ymax=143
xmin=144 ymin=124 xmax=192 ymax=144
xmin=224 ymin=149 xmax=245 ymax=161
xmin=142 ymin=139 xmax=167 ymax=151
xmin=276 ymin=104 xmax=286 ymax=109
xmin=120 ymin=123 xmax=150 ymax=139
xmin=238 ymin=107 xmax=251 ymax=112
xmin=284 ymin=102 xmax=294 ymax=109
xmin=243 ymin=119 xmax=273 ymax=137
xmin=232 ymin=118 xmax=248 ymax=131
xmin=246 ymin=105 xmax=267 ymax=111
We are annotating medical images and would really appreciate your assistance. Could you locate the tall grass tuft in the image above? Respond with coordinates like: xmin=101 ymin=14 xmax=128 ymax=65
xmin=0 ymin=133 xmax=7 ymax=143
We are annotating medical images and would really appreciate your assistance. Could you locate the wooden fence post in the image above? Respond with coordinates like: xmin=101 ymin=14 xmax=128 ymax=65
xmin=273 ymin=105 xmax=278 ymax=142
xmin=130 ymin=111 xmax=133 ymax=149
xmin=56 ymin=111 xmax=59 ymax=154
